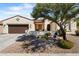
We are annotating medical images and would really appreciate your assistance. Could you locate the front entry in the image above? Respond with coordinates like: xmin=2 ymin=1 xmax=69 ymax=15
xmin=35 ymin=24 xmax=44 ymax=31
xmin=47 ymin=24 xmax=50 ymax=31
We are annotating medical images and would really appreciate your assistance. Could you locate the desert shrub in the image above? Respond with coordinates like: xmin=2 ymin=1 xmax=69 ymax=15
xmin=45 ymin=32 xmax=51 ymax=36
xmin=41 ymin=32 xmax=51 ymax=40
xmin=42 ymin=35 xmax=49 ymax=40
xmin=57 ymin=39 xmax=74 ymax=49
xmin=39 ymin=32 xmax=51 ymax=40
xmin=16 ymin=35 xmax=36 ymax=42
xmin=75 ymin=30 xmax=79 ymax=36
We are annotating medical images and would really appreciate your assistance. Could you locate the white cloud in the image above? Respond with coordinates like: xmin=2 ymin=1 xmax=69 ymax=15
xmin=0 ymin=3 xmax=35 ymax=19
xmin=7 ymin=3 xmax=35 ymax=12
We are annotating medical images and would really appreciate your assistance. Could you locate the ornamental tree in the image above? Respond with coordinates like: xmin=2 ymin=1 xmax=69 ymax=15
xmin=31 ymin=3 xmax=79 ymax=40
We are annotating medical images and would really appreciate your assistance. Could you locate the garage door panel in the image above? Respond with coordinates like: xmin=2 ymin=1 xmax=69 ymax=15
xmin=8 ymin=25 xmax=28 ymax=33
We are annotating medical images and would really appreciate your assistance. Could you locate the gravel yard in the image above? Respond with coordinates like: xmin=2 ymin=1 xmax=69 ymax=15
xmin=0 ymin=35 xmax=79 ymax=54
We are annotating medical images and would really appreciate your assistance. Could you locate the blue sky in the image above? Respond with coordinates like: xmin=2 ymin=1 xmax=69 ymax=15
xmin=0 ymin=3 xmax=35 ymax=20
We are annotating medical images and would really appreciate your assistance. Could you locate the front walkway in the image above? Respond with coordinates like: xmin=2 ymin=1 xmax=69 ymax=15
xmin=0 ymin=35 xmax=79 ymax=53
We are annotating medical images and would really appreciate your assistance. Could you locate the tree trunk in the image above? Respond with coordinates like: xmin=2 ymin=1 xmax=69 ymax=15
xmin=53 ymin=21 xmax=67 ymax=40
xmin=60 ymin=26 xmax=67 ymax=40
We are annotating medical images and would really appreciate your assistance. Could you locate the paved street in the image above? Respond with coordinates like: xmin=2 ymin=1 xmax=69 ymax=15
xmin=0 ymin=34 xmax=23 ymax=51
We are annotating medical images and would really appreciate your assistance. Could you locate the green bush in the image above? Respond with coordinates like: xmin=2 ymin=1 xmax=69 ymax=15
xmin=57 ymin=39 xmax=74 ymax=49
xmin=41 ymin=34 xmax=49 ymax=40
xmin=75 ymin=30 xmax=79 ymax=36
xmin=45 ymin=32 xmax=51 ymax=36
xmin=40 ymin=32 xmax=51 ymax=40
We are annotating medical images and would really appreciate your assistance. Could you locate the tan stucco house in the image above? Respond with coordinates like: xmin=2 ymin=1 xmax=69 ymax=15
xmin=0 ymin=15 xmax=77 ymax=34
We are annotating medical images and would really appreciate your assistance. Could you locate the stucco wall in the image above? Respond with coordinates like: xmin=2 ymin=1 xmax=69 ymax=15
xmin=1 ymin=15 xmax=77 ymax=34
xmin=3 ymin=24 xmax=8 ymax=33
xmin=44 ymin=19 xmax=57 ymax=32
xmin=70 ymin=21 xmax=77 ymax=34
xmin=44 ymin=19 xmax=51 ymax=31
xmin=3 ymin=16 xmax=35 ymax=33
xmin=0 ymin=25 xmax=3 ymax=33
xmin=50 ymin=22 xmax=57 ymax=31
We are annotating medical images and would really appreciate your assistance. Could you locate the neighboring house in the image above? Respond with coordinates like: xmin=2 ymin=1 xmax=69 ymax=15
xmin=0 ymin=15 xmax=77 ymax=34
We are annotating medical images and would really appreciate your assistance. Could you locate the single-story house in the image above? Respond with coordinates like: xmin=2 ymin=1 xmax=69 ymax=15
xmin=0 ymin=15 xmax=77 ymax=34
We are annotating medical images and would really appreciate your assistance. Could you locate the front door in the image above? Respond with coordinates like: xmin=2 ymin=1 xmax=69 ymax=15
xmin=35 ymin=24 xmax=44 ymax=31
xmin=47 ymin=24 xmax=50 ymax=31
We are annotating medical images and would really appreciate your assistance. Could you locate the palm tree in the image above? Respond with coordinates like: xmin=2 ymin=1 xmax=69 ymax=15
xmin=31 ymin=3 xmax=79 ymax=40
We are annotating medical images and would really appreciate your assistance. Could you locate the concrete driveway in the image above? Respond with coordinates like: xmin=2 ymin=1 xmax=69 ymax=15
xmin=0 ymin=34 xmax=23 ymax=51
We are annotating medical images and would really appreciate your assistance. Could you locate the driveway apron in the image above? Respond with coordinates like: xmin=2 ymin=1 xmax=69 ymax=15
xmin=0 ymin=34 xmax=23 ymax=51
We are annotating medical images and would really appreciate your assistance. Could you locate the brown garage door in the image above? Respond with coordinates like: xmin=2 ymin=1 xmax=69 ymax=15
xmin=8 ymin=25 xmax=29 ymax=33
